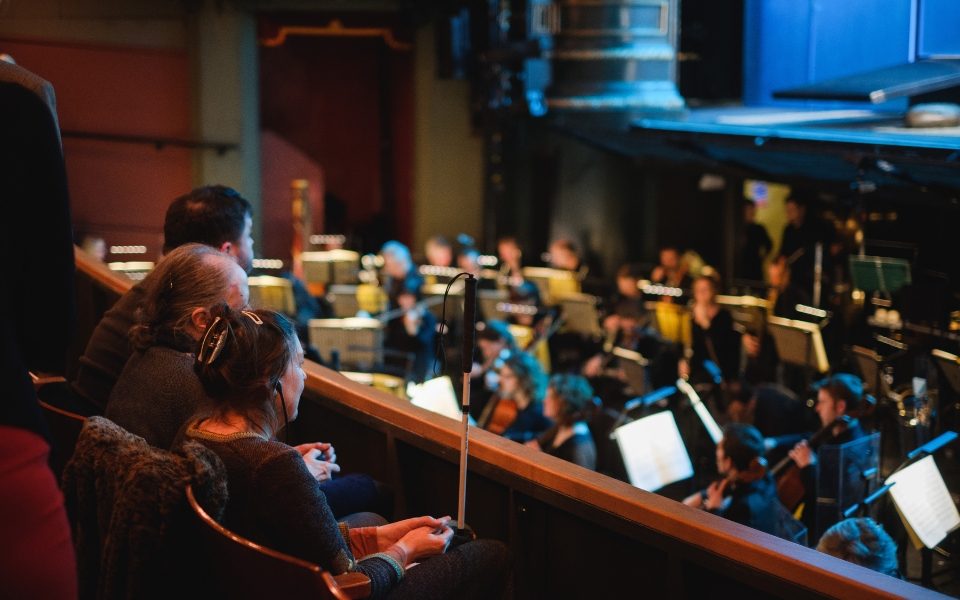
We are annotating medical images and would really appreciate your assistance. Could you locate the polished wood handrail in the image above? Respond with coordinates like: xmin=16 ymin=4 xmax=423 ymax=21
xmin=75 ymin=244 xmax=132 ymax=296
xmin=74 ymin=252 xmax=945 ymax=599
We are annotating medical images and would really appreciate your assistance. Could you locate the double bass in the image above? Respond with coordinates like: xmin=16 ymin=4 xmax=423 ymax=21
xmin=769 ymin=415 xmax=854 ymax=511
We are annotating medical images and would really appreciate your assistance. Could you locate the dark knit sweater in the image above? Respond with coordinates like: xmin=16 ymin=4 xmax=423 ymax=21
xmin=184 ymin=430 xmax=401 ymax=598
xmin=72 ymin=283 xmax=146 ymax=411
xmin=106 ymin=345 xmax=209 ymax=450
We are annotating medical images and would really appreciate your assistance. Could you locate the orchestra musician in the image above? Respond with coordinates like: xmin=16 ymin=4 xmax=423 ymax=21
xmin=526 ymin=374 xmax=598 ymax=470
xmin=683 ymin=423 xmax=783 ymax=536
xmin=783 ymin=374 xmax=869 ymax=525
xmin=649 ymin=245 xmax=692 ymax=293
xmin=606 ymin=263 xmax=646 ymax=316
xmin=478 ymin=350 xmax=551 ymax=443
xmin=496 ymin=235 xmax=524 ymax=282
xmin=741 ymin=258 xmax=812 ymax=388
xmin=469 ymin=321 xmax=518 ymax=421
xmin=583 ymin=299 xmax=670 ymax=404
xmin=547 ymin=238 xmax=583 ymax=273
xmin=778 ymin=190 xmax=836 ymax=297
xmin=379 ymin=241 xmax=436 ymax=383
xmin=424 ymin=234 xmax=455 ymax=269
xmin=679 ymin=273 xmax=741 ymax=388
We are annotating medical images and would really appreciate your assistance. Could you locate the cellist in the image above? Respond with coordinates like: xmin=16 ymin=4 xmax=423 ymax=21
xmin=683 ymin=423 xmax=782 ymax=536
xmin=783 ymin=373 xmax=871 ymax=533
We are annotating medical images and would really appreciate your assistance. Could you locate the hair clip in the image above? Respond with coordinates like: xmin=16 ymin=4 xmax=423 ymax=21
xmin=198 ymin=316 xmax=229 ymax=365
xmin=241 ymin=310 xmax=263 ymax=325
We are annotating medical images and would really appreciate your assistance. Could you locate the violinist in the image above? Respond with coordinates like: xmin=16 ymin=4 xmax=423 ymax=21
xmin=683 ymin=423 xmax=782 ymax=536
xmin=379 ymin=241 xmax=436 ymax=383
xmin=468 ymin=321 xmax=517 ymax=421
xmin=478 ymin=351 xmax=551 ymax=443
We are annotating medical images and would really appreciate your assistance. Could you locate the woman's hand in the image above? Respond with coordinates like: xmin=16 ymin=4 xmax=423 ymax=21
xmin=301 ymin=452 xmax=341 ymax=482
xmin=377 ymin=516 xmax=450 ymax=550
xmin=295 ymin=441 xmax=337 ymax=464
xmin=394 ymin=523 xmax=455 ymax=563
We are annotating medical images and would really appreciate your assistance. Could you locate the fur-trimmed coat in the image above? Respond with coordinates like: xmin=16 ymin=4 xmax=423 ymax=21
xmin=62 ymin=416 xmax=227 ymax=600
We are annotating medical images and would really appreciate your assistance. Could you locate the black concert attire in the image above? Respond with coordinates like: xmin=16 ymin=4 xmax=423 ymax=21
xmin=779 ymin=216 xmax=835 ymax=296
xmin=742 ymin=283 xmax=813 ymax=388
xmin=491 ymin=401 xmax=552 ymax=444
xmin=383 ymin=271 xmax=436 ymax=383
xmin=538 ymin=423 xmax=597 ymax=470
xmin=690 ymin=308 xmax=741 ymax=385
xmin=711 ymin=473 xmax=781 ymax=536
xmin=738 ymin=222 xmax=772 ymax=285
xmin=797 ymin=420 xmax=868 ymax=537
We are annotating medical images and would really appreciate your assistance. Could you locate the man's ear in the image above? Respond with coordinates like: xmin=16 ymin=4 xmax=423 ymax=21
xmin=191 ymin=307 xmax=211 ymax=331
xmin=219 ymin=241 xmax=234 ymax=256
xmin=836 ymin=399 xmax=847 ymax=416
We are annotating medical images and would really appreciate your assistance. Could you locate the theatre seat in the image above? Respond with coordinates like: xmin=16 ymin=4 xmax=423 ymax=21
xmin=37 ymin=398 xmax=86 ymax=482
xmin=185 ymin=484 xmax=371 ymax=600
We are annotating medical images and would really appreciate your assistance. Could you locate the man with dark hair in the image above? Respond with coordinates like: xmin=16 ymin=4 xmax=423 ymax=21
xmin=70 ymin=185 xmax=255 ymax=412
xmin=683 ymin=423 xmax=782 ymax=536
xmin=788 ymin=373 xmax=872 ymax=538
xmin=163 ymin=184 xmax=255 ymax=272
xmin=778 ymin=190 xmax=835 ymax=296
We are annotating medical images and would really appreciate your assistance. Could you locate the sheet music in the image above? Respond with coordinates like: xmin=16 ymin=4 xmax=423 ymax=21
xmin=409 ymin=376 xmax=475 ymax=424
xmin=613 ymin=410 xmax=693 ymax=492
xmin=676 ymin=378 xmax=723 ymax=444
xmin=885 ymin=456 xmax=960 ymax=549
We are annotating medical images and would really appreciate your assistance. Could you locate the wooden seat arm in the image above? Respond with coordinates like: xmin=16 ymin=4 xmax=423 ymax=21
xmin=332 ymin=572 xmax=371 ymax=600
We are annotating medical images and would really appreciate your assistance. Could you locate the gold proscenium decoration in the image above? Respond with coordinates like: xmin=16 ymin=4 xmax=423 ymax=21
xmin=260 ymin=19 xmax=413 ymax=51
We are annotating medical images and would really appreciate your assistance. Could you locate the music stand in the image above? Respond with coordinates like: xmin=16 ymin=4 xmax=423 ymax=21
xmin=932 ymin=349 xmax=960 ymax=395
xmin=557 ymin=293 xmax=603 ymax=337
xmin=340 ymin=371 xmax=407 ymax=399
xmin=326 ymin=284 xmax=360 ymax=318
xmin=767 ymin=316 xmax=830 ymax=374
xmin=477 ymin=289 xmax=509 ymax=320
xmin=849 ymin=255 xmax=911 ymax=295
xmin=301 ymin=250 xmax=361 ymax=286
xmin=611 ymin=409 xmax=694 ymax=492
xmin=408 ymin=375 xmax=476 ymax=423
xmin=521 ymin=266 xmax=581 ymax=306
xmin=418 ymin=264 xmax=461 ymax=284
xmin=612 ymin=347 xmax=648 ymax=396
xmin=851 ymin=345 xmax=888 ymax=398
xmin=423 ymin=282 xmax=464 ymax=323
xmin=247 ymin=275 xmax=296 ymax=316
xmin=307 ymin=317 xmax=384 ymax=371
xmin=815 ymin=432 xmax=882 ymax=542
xmin=716 ymin=294 xmax=768 ymax=336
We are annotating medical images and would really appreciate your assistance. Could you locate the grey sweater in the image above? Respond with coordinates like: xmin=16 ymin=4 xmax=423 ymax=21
xmin=106 ymin=345 xmax=208 ymax=449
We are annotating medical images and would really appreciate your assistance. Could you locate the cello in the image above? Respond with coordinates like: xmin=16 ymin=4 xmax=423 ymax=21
xmin=769 ymin=415 xmax=854 ymax=511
